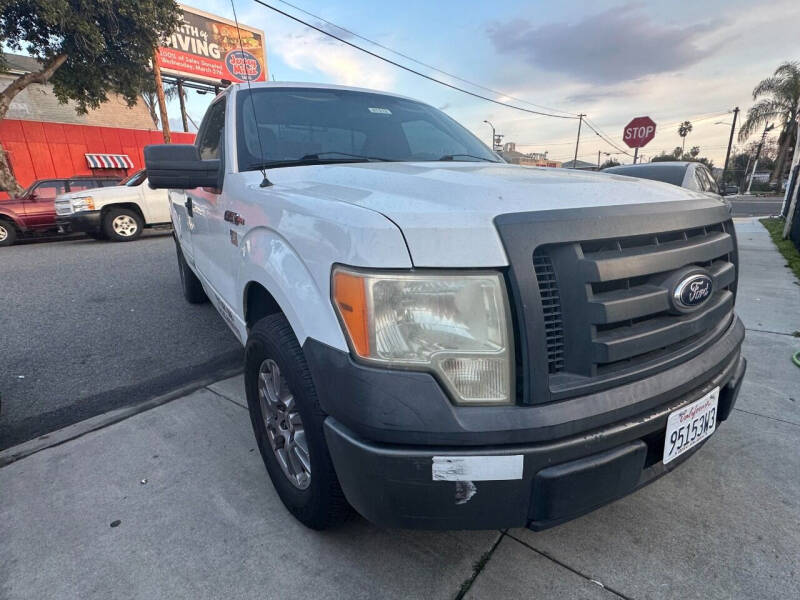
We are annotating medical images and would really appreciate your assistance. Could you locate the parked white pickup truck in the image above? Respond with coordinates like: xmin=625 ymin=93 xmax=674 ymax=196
xmin=144 ymin=83 xmax=746 ymax=531
xmin=55 ymin=169 xmax=170 ymax=241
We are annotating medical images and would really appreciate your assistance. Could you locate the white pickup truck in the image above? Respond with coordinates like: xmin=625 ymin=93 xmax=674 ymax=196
xmin=144 ymin=82 xmax=746 ymax=531
xmin=55 ymin=170 xmax=170 ymax=241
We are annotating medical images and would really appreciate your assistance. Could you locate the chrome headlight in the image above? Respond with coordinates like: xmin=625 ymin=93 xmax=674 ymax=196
xmin=332 ymin=267 xmax=514 ymax=405
xmin=70 ymin=196 xmax=95 ymax=212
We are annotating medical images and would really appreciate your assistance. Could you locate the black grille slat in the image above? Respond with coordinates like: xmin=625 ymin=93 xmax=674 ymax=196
xmin=579 ymin=231 xmax=733 ymax=282
xmin=592 ymin=291 xmax=734 ymax=363
xmin=533 ymin=251 xmax=565 ymax=373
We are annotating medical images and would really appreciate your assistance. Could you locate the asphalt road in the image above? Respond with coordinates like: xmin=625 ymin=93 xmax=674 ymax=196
xmin=728 ymin=195 xmax=784 ymax=217
xmin=0 ymin=232 xmax=242 ymax=450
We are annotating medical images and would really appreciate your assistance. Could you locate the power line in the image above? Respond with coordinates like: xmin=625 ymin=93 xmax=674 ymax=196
xmin=249 ymin=0 xmax=579 ymax=119
xmin=583 ymin=118 xmax=632 ymax=156
xmin=272 ymin=0 xmax=579 ymax=117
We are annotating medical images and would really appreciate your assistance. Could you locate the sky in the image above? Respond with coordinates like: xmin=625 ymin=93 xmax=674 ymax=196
xmin=171 ymin=0 xmax=800 ymax=167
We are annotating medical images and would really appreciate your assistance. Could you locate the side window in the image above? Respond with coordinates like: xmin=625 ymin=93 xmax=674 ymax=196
xmin=31 ymin=182 xmax=65 ymax=199
xmin=68 ymin=180 xmax=95 ymax=192
xmin=197 ymin=100 xmax=226 ymax=160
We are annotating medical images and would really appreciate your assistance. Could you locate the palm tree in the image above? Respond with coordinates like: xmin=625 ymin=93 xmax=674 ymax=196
xmin=738 ymin=61 xmax=800 ymax=190
xmin=678 ymin=121 xmax=693 ymax=153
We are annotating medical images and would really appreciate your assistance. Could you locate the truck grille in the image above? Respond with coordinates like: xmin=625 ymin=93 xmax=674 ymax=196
xmin=533 ymin=250 xmax=565 ymax=374
xmin=534 ymin=221 xmax=737 ymax=379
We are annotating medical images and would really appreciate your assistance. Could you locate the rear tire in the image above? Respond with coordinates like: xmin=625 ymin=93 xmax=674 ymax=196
xmin=245 ymin=314 xmax=350 ymax=530
xmin=103 ymin=208 xmax=143 ymax=242
xmin=174 ymin=238 xmax=208 ymax=304
xmin=0 ymin=221 xmax=17 ymax=246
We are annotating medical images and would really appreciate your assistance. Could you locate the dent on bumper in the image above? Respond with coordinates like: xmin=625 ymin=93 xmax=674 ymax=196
xmin=323 ymin=353 xmax=746 ymax=530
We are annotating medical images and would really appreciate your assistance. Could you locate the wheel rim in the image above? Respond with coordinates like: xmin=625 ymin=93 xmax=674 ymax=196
xmin=112 ymin=215 xmax=138 ymax=237
xmin=0 ymin=225 xmax=7 ymax=242
xmin=257 ymin=358 xmax=311 ymax=489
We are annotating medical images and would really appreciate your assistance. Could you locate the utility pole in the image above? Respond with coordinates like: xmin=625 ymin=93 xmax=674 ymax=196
xmin=597 ymin=150 xmax=601 ymax=169
xmin=746 ymin=123 xmax=774 ymax=194
xmin=483 ymin=120 xmax=495 ymax=151
xmin=177 ymin=79 xmax=189 ymax=133
xmin=721 ymin=107 xmax=739 ymax=184
xmin=152 ymin=50 xmax=171 ymax=143
xmin=572 ymin=114 xmax=586 ymax=169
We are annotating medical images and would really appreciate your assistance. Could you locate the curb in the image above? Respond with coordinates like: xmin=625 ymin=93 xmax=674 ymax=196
xmin=0 ymin=367 xmax=242 ymax=468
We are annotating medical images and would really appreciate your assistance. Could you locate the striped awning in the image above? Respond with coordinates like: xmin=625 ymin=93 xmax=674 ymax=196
xmin=85 ymin=153 xmax=134 ymax=169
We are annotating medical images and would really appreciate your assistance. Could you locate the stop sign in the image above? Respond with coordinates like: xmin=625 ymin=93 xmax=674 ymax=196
xmin=623 ymin=116 xmax=656 ymax=148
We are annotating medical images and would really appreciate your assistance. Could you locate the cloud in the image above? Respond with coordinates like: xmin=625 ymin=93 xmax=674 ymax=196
xmin=487 ymin=5 xmax=725 ymax=85
xmin=269 ymin=27 xmax=394 ymax=89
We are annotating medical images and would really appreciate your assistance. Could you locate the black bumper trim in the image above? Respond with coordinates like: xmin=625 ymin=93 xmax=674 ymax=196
xmin=56 ymin=211 xmax=102 ymax=233
xmin=324 ymin=355 xmax=745 ymax=530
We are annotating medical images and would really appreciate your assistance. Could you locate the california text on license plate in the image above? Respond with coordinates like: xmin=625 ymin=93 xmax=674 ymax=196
xmin=663 ymin=387 xmax=719 ymax=465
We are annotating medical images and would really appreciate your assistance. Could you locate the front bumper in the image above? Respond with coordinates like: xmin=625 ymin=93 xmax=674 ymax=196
xmin=56 ymin=211 xmax=102 ymax=234
xmin=306 ymin=317 xmax=746 ymax=530
xmin=323 ymin=353 xmax=745 ymax=530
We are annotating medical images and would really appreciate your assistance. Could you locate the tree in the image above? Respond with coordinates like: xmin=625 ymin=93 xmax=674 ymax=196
xmin=678 ymin=121 xmax=693 ymax=153
xmin=650 ymin=146 xmax=714 ymax=170
xmin=738 ymin=61 xmax=800 ymax=191
xmin=600 ymin=158 xmax=620 ymax=169
xmin=0 ymin=0 xmax=181 ymax=194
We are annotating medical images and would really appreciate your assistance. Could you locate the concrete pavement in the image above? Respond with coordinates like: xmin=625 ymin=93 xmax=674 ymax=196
xmin=1 ymin=218 xmax=799 ymax=599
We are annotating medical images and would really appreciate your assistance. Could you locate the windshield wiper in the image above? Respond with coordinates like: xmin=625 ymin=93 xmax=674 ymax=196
xmin=300 ymin=151 xmax=393 ymax=162
xmin=437 ymin=154 xmax=496 ymax=162
xmin=245 ymin=152 xmax=394 ymax=172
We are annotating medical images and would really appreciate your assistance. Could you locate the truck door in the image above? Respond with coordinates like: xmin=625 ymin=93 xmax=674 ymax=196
xmin=186 ymin=98 xmax=228 ymax=304
xmin=24 ymin=180 xmax=65 ymax=230
xmin=140 ymin=178 xmax=171 ymax=224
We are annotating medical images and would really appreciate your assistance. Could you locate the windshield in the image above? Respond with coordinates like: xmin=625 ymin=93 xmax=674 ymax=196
xmin=236 ymin=87 xmax=500 ymax=171
xmin=119 ymin=170 xmax=147 ymax=187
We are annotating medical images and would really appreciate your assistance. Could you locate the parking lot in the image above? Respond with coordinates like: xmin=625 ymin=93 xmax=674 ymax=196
xmin=1 ymin=218 xmax=799 ymax=599
xmin=0 ymin=232 xmax=242 ymax=450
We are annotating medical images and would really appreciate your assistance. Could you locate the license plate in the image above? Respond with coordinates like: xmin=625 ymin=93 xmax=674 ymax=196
xmin=663 ymin=387 xmax=719 ymax=465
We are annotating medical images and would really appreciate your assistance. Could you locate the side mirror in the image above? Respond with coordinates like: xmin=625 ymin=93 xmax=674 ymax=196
xmin=144 ymin=144 xmax=220 ymax=190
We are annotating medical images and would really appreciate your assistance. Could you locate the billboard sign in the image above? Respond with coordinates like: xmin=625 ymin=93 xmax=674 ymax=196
xmin=157 ymin=4 xmax=267 ymax=84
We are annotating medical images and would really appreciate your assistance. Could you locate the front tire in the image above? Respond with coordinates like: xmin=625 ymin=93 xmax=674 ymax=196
xmin=0 ymin=221 xmax=16 ymax=246
xmin=103 ymin=208 xmax=143 ymax=242
xmin=245 ymin=314 xmax=349 ymax=529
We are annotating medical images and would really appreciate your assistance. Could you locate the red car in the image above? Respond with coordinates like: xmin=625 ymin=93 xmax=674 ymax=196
xmin=0 ymin=175 xmax=121 ymax=246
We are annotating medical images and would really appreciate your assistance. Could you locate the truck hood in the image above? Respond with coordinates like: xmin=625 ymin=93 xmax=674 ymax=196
xmin=248 ymin=161 xmax=720 ymax=267
xmin=57 ymin=184 xmax=138 ymax=202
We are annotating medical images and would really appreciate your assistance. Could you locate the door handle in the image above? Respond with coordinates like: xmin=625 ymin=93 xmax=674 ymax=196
xmin=185 ymin=197 xmax=193 ymax=218
xmin=224 ymin=210 xmax=245 ymax=226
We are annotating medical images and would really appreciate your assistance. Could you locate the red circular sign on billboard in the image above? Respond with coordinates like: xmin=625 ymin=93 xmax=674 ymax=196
xmin=623 ymin=116 xmax=657 ymax=148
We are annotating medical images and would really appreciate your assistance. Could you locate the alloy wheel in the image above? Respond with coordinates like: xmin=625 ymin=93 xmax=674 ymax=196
xmin=0 ymin=224 xmax=7 ymax=242
xmin=112 ymin=215 xmax=138 ymax=237
xmin=257 ymin=358 xmax=311 ymax=489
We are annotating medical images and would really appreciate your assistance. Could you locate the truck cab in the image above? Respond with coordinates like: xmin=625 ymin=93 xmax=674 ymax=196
xmin=144 ymin=83 xmax=746 ymax=531
xmin=55 ymin=170 xmax=171 ymax=241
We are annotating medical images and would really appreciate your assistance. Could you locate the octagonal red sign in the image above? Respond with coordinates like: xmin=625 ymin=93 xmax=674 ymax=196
xmin=623 ymin=116 xmax=657 ymax=148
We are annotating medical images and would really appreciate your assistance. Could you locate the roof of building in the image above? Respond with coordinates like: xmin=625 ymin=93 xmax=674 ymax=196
xmin=0 ymin=53 xmax=156 ymax=130
xmin=560 ymin=159 xmax=597 ymax=169
xmin=1 ymin=53 xmax=42 ymax=74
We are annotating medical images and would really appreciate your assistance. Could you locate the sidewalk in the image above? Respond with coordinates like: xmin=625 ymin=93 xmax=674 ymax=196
xmin=2 ymin=218 xmax=799 ymax=600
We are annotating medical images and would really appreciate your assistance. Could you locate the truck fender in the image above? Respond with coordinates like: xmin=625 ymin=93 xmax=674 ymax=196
xmin=236 ymin=227 xmax=349 ymax=352
xmin=0 ymin=207 xmax=26 ymax=232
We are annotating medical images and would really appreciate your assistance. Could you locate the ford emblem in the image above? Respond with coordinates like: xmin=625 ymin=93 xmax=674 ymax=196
xmin=673 ymin=273 xmax=713 ymax=310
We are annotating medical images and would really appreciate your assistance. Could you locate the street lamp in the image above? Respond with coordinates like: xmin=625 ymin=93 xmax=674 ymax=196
xmin=483 ymin=120 xmax=495 ymax=151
